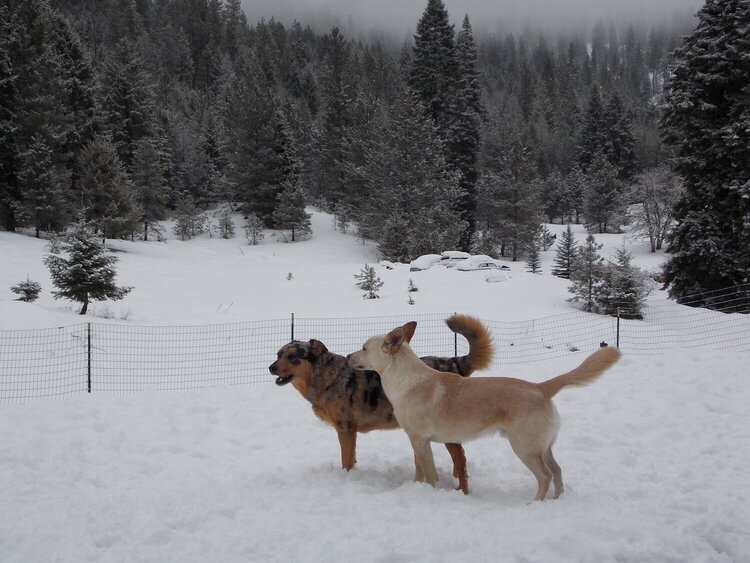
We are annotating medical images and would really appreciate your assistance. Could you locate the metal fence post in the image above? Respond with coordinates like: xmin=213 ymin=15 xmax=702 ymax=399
xmin=87 ymin=323 xmax=92 ymax=393
xmin=291 ymin=313 xmax=295 ymax=341
xmin=616 ymin=308 xmax=621 ymax=349
xmin=454 ymin=312 xmax=458 ymax=357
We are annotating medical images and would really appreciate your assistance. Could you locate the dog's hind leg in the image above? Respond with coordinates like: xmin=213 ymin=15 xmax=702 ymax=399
xmin=509 ymin=438 xmax=552 ymax=501
xmin=408 ymin=434 xmax=438 ymax=487
xmin=543 ymin=447 xmax=563 ymax=499
xmin=337 ymin=429 xmax=357 ymax=471
xmin=444 ymin=443 xmax=469 ymax=494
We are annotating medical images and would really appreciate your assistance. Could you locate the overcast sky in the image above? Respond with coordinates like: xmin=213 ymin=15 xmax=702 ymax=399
xmin=241 ymin=0 xmax=703 ymax=38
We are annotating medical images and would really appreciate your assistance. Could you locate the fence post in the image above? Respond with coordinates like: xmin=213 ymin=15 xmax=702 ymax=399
xmin=291 ymin=313 xmax=295 ymax=341
xmin=87 ymin=323 xmax=92 ymax=393
xmin=454 ymin=312 xmax=458 ymax=357
xmin=616 ymin=308 xmax=621 ymax=349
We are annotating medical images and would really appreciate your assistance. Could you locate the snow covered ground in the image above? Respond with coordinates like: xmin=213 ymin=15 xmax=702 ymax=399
xmin=1 ymin=211 xmax=748 ymax=561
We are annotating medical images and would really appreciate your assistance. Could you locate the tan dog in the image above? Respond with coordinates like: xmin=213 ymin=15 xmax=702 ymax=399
xmin=347 ymin=320 xmax=621 ymax=501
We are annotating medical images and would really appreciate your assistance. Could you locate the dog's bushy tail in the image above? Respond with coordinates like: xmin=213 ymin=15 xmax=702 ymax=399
xmin=538 ymin=346 xmax=621 ymax=398
xmin=420 ymin=315 xmax=494 ymax=377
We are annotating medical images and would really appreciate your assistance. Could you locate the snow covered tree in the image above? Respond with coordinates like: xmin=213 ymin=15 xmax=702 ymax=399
xmin=172 ymin=191 xmax=206 ymax=240
xmin=568 ymin=233 xmax=605 ymax=312
xmin=217 ymin=206 xmax=235 ymax=239
xmin=379 ymin=213 xmax=411 ymax=263
xmin=660 ymin=0 xmax=750 ymax=305
xmin=272 ymin=182 xmax=311 ymax=242
xmin=628 ymin=165 xmax=682 ymax=252
xmin=44 ymin=221 xmax=132 ymax=315
xmin=584 ymin=151 xmax=624 ymax=233
xmin=131 ymin=138 xmax=168 ymax=241
xmin=594 ymin=247 xmax=648 ymax=319
xmin=77 ymin=136 xmax=140 ymax=240
xmin=552 ymin=225 xmax=578 ymax=279
xmin=354 ymin=264 xmax=383 ymax=299
xmin=243 ymin=214 xmax=265 ymax=245
xmin=10 ymin=278 xmax=41 ymax=302
xmin=526 ymin=240 xmax=542 ymax=274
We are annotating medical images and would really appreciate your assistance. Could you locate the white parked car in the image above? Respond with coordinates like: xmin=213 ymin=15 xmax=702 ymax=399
xmin=439 ymin=250 xmax=470 ymax=267
xmin=409 ymin=254 xmax=442 ymax=271
xmin=456 ymin=255 xmax=512 ymax=272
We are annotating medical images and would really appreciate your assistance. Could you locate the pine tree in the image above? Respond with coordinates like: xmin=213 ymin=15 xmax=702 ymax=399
xmin=44 ymin=221 xmax=132 ymax=315
xmin=10 ymin=278 xmax=42 ymax=302
xmin=660 ymin=0 xmax=750 ymax=305
xmin=568 ymin=233 xmax=604 ymax=312
xmin=379 ymin=213 xmax=411 ymax=263
xmin=552 ymin=225 xmax=578 ymax=279
xmin=409 ymin=0 xmax=457 ymax=135
xmin=131 ymin=138 xmax=168 ymax=241
xmin=77 ymin=136 xmax=140 ymax=239
xmin=100 ymin=39 xmax=156 ymax=171
xmin=354 ymin=264 xmax=383 ymax=299
xmin=603 ymin=93 xmax=636 ymax=180
xmin=172 ymin=191 xmax=206 ymax=240
xmin=217 ymin=206 xmax=235 ymax=239
xmin=584 ymin=151 xmax=624 ymax=233
xmin=526 ymin=240 xmax=542 ymax=274
xmin=272 ymin=182 xmax=311 ymax=242
xmin=594 ymin=247 xmax=648 ymax=319
xmin=243 ymin=214 xmax=265 ymax=245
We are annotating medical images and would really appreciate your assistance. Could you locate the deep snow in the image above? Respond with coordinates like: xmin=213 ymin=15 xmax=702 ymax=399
xmin=1 ymin=210 xmax=748 ymax=562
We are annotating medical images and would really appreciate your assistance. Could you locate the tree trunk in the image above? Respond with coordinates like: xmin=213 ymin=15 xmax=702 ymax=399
xmin=80 ymin=296 xmax=89 ymax=315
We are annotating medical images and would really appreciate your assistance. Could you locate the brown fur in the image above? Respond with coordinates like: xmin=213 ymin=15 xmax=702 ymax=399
xmin=348 ymin=321 xmax=621 ymax=501
xmin=269 ymin=315 xmax=493 ymax=493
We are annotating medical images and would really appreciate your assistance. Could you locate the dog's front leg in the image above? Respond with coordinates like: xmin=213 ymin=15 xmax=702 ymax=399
xmin=413 ymin=452 xmax=425 ymax=482
xmin=337 ymin=429 xmax=357 ymax=470
xmin=408 ymin=433 xmax=438 ymax=487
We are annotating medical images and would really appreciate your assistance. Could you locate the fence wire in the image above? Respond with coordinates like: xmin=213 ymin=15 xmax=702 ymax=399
xmin=1 ymin=289 xmax=748 ymax=404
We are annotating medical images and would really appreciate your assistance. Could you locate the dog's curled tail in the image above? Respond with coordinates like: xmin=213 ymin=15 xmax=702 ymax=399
xmin=538 ymin=346 xmax=621 ymax=398
xmin=446 ymin=314 xmax=494 ymax=376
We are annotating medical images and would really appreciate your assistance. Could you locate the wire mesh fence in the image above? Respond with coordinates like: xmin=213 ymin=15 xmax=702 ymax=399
xmin=1 ymin=288 xmax=748 ymax=404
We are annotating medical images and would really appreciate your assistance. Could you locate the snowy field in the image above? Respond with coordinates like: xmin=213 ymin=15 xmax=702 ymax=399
xmin=1 ymin=210 xmax=749 ymax=562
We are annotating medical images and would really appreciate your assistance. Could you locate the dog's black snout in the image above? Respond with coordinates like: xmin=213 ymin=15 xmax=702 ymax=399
xmin=269 ymin=361 xmax=278 ymax=374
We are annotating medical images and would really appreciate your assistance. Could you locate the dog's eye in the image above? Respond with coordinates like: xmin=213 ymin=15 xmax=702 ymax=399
xmin=287 ymin=354 xmax=296 ymax=360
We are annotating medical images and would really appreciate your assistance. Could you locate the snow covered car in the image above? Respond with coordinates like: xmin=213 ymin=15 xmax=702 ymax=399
xmin=439 ymin=250 xmax=470 ymax=267
xmin=456 ymin=255 xmax=512 ymax=272
xmin=409 ymin=254 xmax=442 ymax=271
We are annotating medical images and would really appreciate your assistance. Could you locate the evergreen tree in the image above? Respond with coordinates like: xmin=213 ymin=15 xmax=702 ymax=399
xmin=449 ymin=14 xmax=482 ymax=249
xmin=354 ymin=263 xmax=383 ymax=299
xmin=526 ymin=239 xmax=542 ymax=274
xmin=217 ymin=206 xmax=235 ymax=239
xmin=584 ymin=151 xmax=623 ymax=233
xmin=100 ymin=39 xmax=156 ymax=171
xmin=379 ymin=213 xmax=411 ymax=263
xmin=595 ymin=247 xmax=648 ymax=319
xmin=552 ymin=225 xmax=578 ymax=279
xmin=578 ymin=87 xmax=608 ymax=171
xmin=131 ymin=138 xmax=168 ymax=241
xmin=568 ymin=233 xmax=605 ymax=312
xmin=603 ymin=93 xmax=636 ymax=180
xmin=44 ymin=220 xmax=132 ymax=315
xmin=272 ymin=181 xmax=311 ymax=242
xmin=0 ymin=4 xmax=19 ymax=230
xmin=172 ymin=191 xmax=206 ymax=240
xmin=409 ymin=0 xmax=457 ymax=135
xmin=243 ymin=213 xmax=265 ymax=245
xmin=10 ymin=278 xmax=42 ymax=302
xmin=77 ymin=135 xmax=140 ymax=239
xmin=660 ymin=0 xmax=750 ymax=305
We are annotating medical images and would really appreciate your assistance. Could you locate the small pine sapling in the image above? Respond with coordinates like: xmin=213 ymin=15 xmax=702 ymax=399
xmin=408 ymin=278 xmax=418 ymax=292
xmin=526 ymin=241 xmax=542 ymax=274
xmin=218 ymin=207 xmax=236 ymax=239
xmin=354 ymin=264 xmax=383 ymax=299
xmin=408 ymin=294 xmax=415 ymax=305
xmin=287 ymin=272 xmax=293 ymax=281
xmin=10 ymin=279 xmax=42 ymax=302
xmin=244 ymin=214 xmax=265 ymax=245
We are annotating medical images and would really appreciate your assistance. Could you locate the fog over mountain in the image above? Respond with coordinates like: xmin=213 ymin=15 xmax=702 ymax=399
xmin=242 ymin=0 xmax=703 ymax=37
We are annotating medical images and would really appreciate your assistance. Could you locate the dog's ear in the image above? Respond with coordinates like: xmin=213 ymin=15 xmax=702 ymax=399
xmin=384 ymin=326 xmax=405 ymax=354
xmin=402 ymin=321 xmax=417 ymax=343
xmin=307 ymin=339 xmax=328 ymax=360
